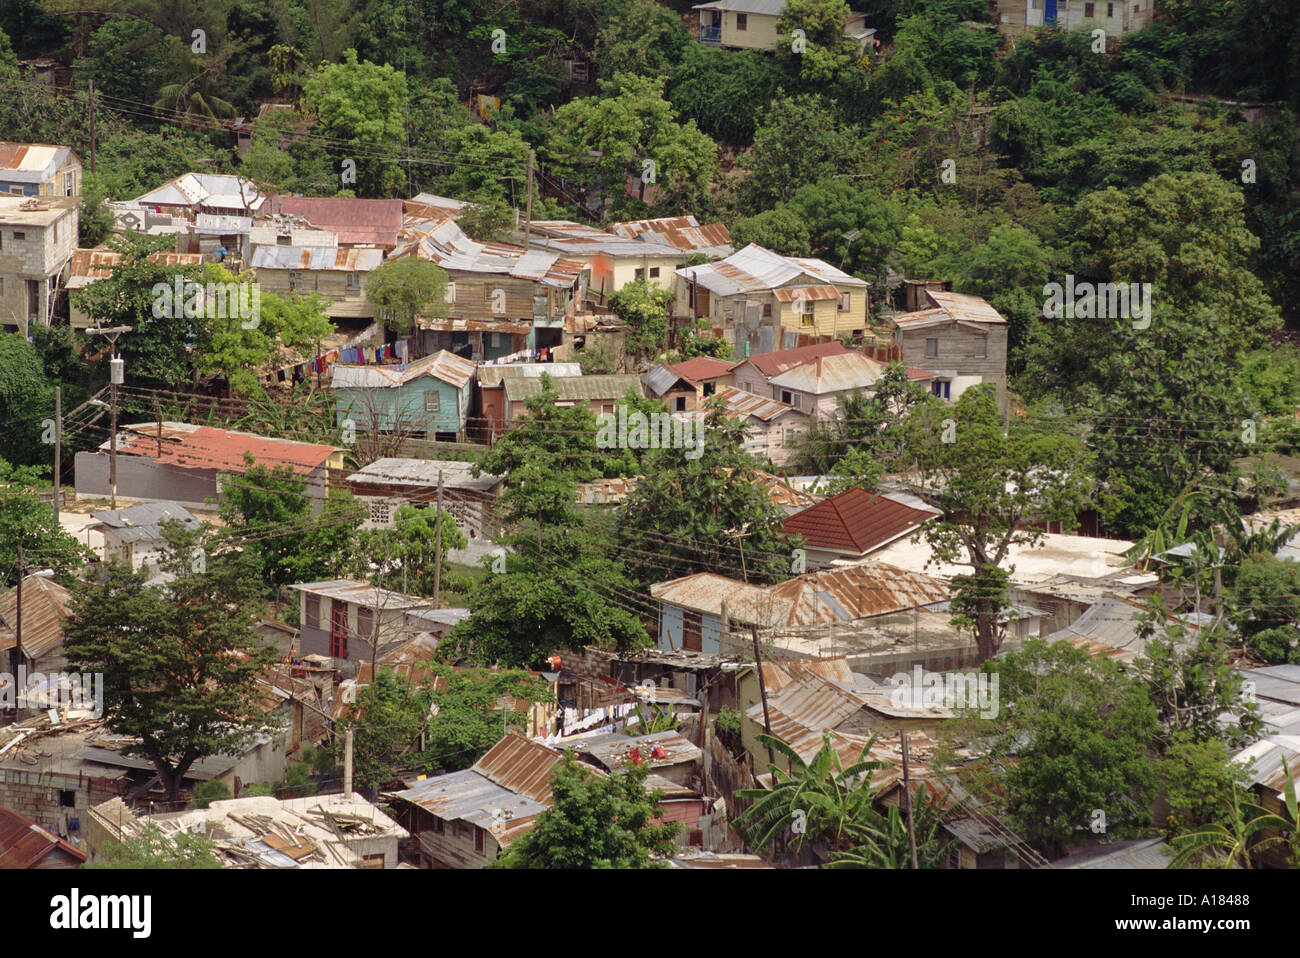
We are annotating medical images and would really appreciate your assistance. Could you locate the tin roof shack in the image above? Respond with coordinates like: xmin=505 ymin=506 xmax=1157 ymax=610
xmin=783 ymin=488 xmax=938 ymax=568
xmin=0 ymin=574 xmax=73 ymax=683
xmin=391 ymin=217 xmax=584 ymax=361
xmin=289 ymin=579 xmax=435 ymax=677
xmin=267 ymin=196 xmax=405 ymax=249
xmin=527 ymin=220 xmax=686 ymax=302
xmin=609 ymin=216 xmax=734 ymax=260
xmin=0 ymin=195 xmax=78 ymax=335
xmin=0 ymin=806 xmax=86 ymax=868
xmin=66 ymin=248 xmax=205 ymax=329
xmin=389 ymin=734 xmax=568 ymax=868
xmin=567 ymin=729 xmax=703 ymax=787
xmin=994 ymin=0 xmax=1154 ymax=38
xmin=75 ymin=422 xmax=344 ymax=513
xmin=133 ymin=172 xmax=266 ymax=220
xmin=643 ymin=356 xmax=735 ymax=412
xmin=889 ymin=288 xmax=1008 ymax=411
xmin=87 ymin=792 xmax=407 ymax=868
xmin=0 ymin=142 xmax=80 ymax=198
xmin=502 ymin=373 xmax=644 ymax=426
xmin=345 ymin=458 xmax=503 ymax=538
xmin=676 ymin=245 xmax=868 ymax=348
xmin=764 ymin=351 xmax=891 ymax=421
xmin=89 ymin=501 xmax=200 ymax=579
xmin=331 ymin=349 xmax=476 ymax=441
xmin=651 ymin=573 xmax=791 ymax=655
xmin=476 ymin=362 xmax=582 ymax=441
xmin=1023 ymin=595 xmax=1194 ymax=666
xmin=250 ymin=245 xmax=384 ymax=320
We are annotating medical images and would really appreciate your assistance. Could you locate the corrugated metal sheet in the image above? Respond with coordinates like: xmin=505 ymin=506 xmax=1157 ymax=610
xmin=713 ymin=385 xmax=803 ymax=422
xmin=331 ymin=349 xmax=474 ymax=389
xmin=766 ymin=562 xmax=951 ymax=625
xmin=650 ymin=573 xmax=791 ymax=625
xmin=391 ymin=218 xmax=582 ymax=289
xmin=529 ymin=220 xmax=682 ymax=258
xmin=477 ymin=363 xmax=582 ymax=387
xmin=472 ymin=735 xmax=564 ymax=806
xmin=134 ymin=173 xmax=265 ymax=212
xmin=272 ymin=196 xmax=404 ymax=247
xmin=609 ymin=216 xmax=733 ymax=256
xmin=643 ymin=364 xmax=685 ymax=398
xmin=924 ymin=289 xmax=1006 ymax=324
xmin=782 ymin=487 xmax=933 ymax=555
xmin=767 ymin=352 xmax=887 ymax=395
xmin=115 ymin=424 xmax=337 ymax=475
xmin=288 ymin=579 xmax=433 ymax=611
xmin=1042 ymin=596 xmax=1188 ymax=664
xmin=250 ymin=245 xmax=383 ymax=271
xmin=692 ymin=0 xmax=785 ymax=13
xmin=66 ymin=248 xmax=204 ymax=288
xmin=0 ymin=143 xmax=70 ymax=183
xmin=570 ymin=729 xmax=703 ymax=771
xmin=680 ymin=245 xmax=867 ymax=297
xmin=0 ymin=576 xmax=71 ymax=659
xmin=668 ymin=356 xmax=733 ymax=382
xmin=90 ymin=501 xmax=200 ymax=543
xmin=504 ymin=374 xmax=643 ymax=403
xmin=759 ymin=657 xmax=856 ymax=692
xmin=773 ymin=285 xmax=840 ymax=303
xmin=0 ymin=807 xmax=85 ymax=868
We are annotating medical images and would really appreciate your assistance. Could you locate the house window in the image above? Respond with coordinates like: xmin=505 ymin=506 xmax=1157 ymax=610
xmin=445 ymin=282 xmax=456 ymax=304
xmin=288 ymin=271 xmax=302 ymax=291
xmin=801 ymin=313 xmax=814 ymax=328
xmin=649 ymin=266 xmax=660 ymax=278
xmin=1084 ymin=1 xmax=1094 ymax=14
xmin=925 ymin=338 xmax=938 ymax=358
xmin=368 ymin=501 xmax=390 ymax=524
xmin=838 ymin=292 xmax=850 ymax=312
xmin=635 ymin=268 xmax=646 ymax=280
xmin=59 ymin=790 xmax=76 ymax=808
xmin=932 ymin=380 xmax=951 ymax=400
xmin=432 ymin=817 xmax=445 ymax=834
xmin=425 ymin=391 xmax=441 ymax=413
xmin=64 ymin=171 xmax=74 ymax=196
xmin=683 ymin=610 xmax=703 ymax=651
xmin=346 ymin=272 xmax=360 ymax=293
xmin=305 ymin=594 xmax=320 ymax=629
xmin=675 ymin=396 xmax=687 ymax=412
xmin=1107 ymin=1 xmax=1114 ymax=13
xmin=736 ymin=12 xmax=748 ymax=29
xmin=975 ymin=336 xmax=987 ymax=359
xmin=474 ymin=825 xmax=486 ymax=854
xmin=781 ymin=389 xmax=793 ymax=405
xmin=762 ymin=303 xmax=772 ymax=318
xmin=12 ymin=231 xmax=24 ymax=241
xmin=357 ymin=606 xmax=374 ymax=642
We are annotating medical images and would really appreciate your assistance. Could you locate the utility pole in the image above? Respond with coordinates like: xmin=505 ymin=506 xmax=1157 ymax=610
xmin=750 ymin=625 xmax=774 ymax=767
xmin=52 ymin=387 xmax=61 ymax=521
xmin=432 ymin=470 xmax=444 ymax=606
xmin=86 ymin=326 xmax=131 ymax=509
xmin=343 ymin=725 xmax=354 ymax=800
xmin=88 ymin=79 xmax=96 ymax=174
xmin=9 ymin=546 xmax=23 ymax=714
xmin=901 ymin=730 xmax=918 ymax=869
xmin=315 ymin=337 xmax=322 ymax=389
xmin=523 ymin=149 xmax=535 ymax=247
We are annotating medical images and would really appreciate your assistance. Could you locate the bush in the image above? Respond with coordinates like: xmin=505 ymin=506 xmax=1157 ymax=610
xmin=192 ymin=780 xmax=231 ymax=809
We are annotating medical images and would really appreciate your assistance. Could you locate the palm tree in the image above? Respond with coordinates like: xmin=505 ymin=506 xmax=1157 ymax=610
xmin=735 ymin=732 xmax=886 ymax=859
xmin=1167 ymin=764 xmax=1300 ymax=869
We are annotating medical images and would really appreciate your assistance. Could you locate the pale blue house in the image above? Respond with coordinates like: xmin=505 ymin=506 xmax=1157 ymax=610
xmin=331 ymin=349 xmax=476 ymax=440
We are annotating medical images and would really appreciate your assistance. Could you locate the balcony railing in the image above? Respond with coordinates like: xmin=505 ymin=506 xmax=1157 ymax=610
xmin=699 ymin=25 xmax=722 ymax=43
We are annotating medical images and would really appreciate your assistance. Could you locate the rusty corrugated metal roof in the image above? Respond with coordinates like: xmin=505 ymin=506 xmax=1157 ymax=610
xmin=0 ymin=576 xmax=72 ymax=659
xmin=767 ymin=352 xmax=887 ymax=395
xmin=608 ymin=216 xmax=733 ymax=255
xmin=116 ymin=424 xmax=338 ymax=475
xmin=766 ymin=562 xmax=951 ymax=625
xmin=67 ymin=248 xmax=204 ymax=287
xmin=713 ymin=385 xmax=805 ymax=422
xmin=0 ymin=807 xmax=85 ymax=868
xmin=924 ymin=289 xmax=1006 ymax=324
xmin=472 ymin=734 xmax=563 ymax=806
xmin=650 ymin=573 xmax=791 ymax=626
xmin=773 ymin=285 xmax=840 ymax=303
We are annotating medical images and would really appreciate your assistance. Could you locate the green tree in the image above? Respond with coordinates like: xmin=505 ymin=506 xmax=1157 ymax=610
xmin=339 ymin=668 xmax=432 ymax=791
xmin=303 ymin=49 xmax=409 ymax=196
xmin=0 ymin=461 xmax=89 ymax=586
xmin=904 ymin=386 xmax=1092 ymax=660
xmin=608 ymin=278 xmax=673 ymax=363
xmin=351 ymin=503 xmax=467 ymax=599
xmin=495 ymin=754 xmax=679 ymax=868
xmin=546 ymin=73 xmax=719 ymax=217
xmin=1166 ymin=766 xmax=1300 ymax=869
xmin=0 ymin=333 xmax=51 ymax=468
xmin=616 ymin=402 xmax=799 ymax=584
xmin=740 ymin=94 xmax=864 ymax=211
xmin=365 ymin=257 xmax=450 ymax=338
xmin=423 ymin=664 xmax=550 ymax=770
xmin=63 ymin=528 xmax=279 ymax=803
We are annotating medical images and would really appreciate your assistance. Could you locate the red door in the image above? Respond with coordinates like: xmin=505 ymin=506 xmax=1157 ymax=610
xmin=330 ymin=605 xmax=348 ymax=659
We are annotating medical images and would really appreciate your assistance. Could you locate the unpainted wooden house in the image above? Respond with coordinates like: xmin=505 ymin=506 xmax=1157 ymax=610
xmin=250 ymin=245 xmax=384 ymax=320
xmin=889 ymin=288 xmax=1008 ymax=410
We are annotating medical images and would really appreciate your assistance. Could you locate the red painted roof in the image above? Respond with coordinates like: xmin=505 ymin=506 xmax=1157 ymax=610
xmin=120 ymin=425 xmax=337 ymax=475
xmin=783 ymin=488 xmax=934 ymax=555
xmin=272 ymin=196 xmax=405 ymax=247
xmin=0 ymin=807 xmax=86 ymax=868
xmin=667 ymin=356 xmax=733 ymax=383
xmin=733 ymin=341 xmax=850 ymax=379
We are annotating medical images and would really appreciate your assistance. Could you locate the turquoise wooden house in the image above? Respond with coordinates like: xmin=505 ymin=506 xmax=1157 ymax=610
xmin=331 ymin=349 xmax=476 ymax=441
